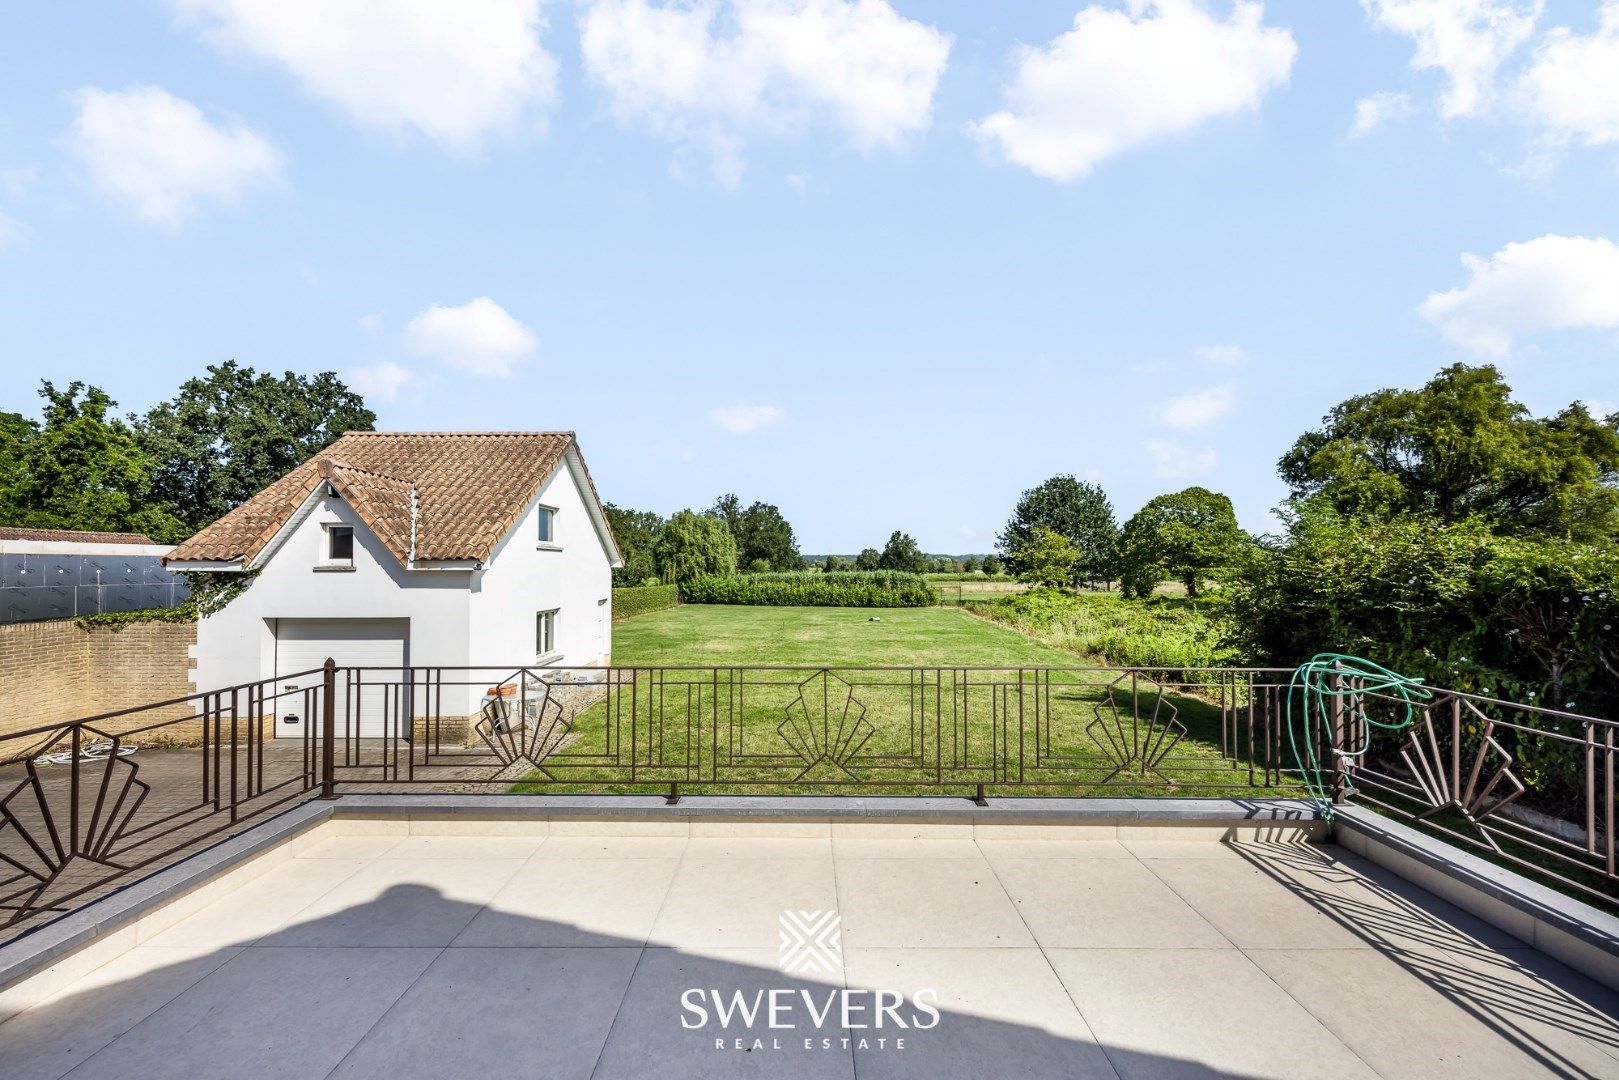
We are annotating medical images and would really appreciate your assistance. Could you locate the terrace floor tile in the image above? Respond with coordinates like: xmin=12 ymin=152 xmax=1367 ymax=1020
xmin=1046 ymin=947 xmax=1380 ymax=1080
xmin=328 ymin=947 xmax=641 ymax=1080
xmin=453 ymin=857 xmax=681 ymax=947
xmin=990 ymin=857 xmax=1232 ymax=950
xmin=833 ymin=857 xmax=1034 ymax=949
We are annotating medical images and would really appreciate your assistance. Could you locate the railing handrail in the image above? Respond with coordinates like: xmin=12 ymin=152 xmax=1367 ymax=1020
xmin=0 ymin=666 xmax=330 ymax=744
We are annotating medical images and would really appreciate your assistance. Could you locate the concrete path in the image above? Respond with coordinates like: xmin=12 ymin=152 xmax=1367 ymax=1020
xmin=2 ymin=834 xmax=1617 ymax=1079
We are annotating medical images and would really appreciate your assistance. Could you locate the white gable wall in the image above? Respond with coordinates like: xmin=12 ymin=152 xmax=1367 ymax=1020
xmin=469 ymin=451 xmax=614 ymax=669
xmin=191 ymin=488 xmax=472 ymax=703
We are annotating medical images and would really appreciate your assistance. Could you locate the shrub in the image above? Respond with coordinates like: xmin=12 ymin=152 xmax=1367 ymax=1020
xmin=613 ymin=584 xmax=679 ymax=620
xmin=681 ymin=570 xmax=933 ymax=607
xmin=969 ymin=587 xmax=1237 ymax=670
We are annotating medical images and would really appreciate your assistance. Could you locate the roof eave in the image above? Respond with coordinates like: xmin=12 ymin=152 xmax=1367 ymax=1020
xmin=163 ymin=558 xmax=246 ymax=572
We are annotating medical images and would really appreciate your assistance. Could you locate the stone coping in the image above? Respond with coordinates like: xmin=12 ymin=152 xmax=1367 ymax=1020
xmin=332 ymin=793 xmax=1322 ymax=822
xmin=1335 ymin=805 xmax=1619 ymax=989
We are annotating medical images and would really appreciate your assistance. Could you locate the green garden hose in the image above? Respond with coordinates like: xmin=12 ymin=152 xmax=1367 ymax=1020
xmin=1286 ymin=652 xmax=1431 ymax=826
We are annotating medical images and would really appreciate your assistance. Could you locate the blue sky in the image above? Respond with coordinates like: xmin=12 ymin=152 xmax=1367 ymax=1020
xmin=2 ymin=1 xmax=1617 ymax=553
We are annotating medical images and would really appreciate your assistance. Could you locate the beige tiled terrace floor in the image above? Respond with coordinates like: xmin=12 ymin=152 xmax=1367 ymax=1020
xmin=2 ymin=832 xmax=1618 ymax=1079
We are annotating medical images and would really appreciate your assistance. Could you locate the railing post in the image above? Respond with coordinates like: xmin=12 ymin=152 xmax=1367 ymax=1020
xmin=320 ymin=657 xmax=338 ymax=800
xmin=1328 ymin=662 xmax=1347 ymax=805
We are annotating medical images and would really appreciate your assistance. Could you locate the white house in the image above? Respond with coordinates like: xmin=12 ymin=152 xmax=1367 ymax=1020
xmin=166 ymin=431 xmax=621 ymax=735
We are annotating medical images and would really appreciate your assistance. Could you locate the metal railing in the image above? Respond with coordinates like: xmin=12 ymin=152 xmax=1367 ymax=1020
xmin=2 ymin=660 xmax=1614 ymax=935
xmin=1337 ymin=683 xmax=1617 ymax=907
xmin=313 ymin=663 xmax=1300 ymax=801
xmin=0 ymin=672 xmax=321 ymax=933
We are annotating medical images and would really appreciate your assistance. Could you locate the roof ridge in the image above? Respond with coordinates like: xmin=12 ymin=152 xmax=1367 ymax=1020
xmin=339 ymin=430 xmax=576 ymax=438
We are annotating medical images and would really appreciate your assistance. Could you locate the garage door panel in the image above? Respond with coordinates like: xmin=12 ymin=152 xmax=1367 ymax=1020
xmin=274 ymin=619 xmax=407 ymax=739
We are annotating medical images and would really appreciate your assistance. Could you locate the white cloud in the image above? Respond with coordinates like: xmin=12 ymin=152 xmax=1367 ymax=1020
xmin=1143 ymin=439 xmax=1217 ymax=479
xmin=1520 ymin=2 xmax=1619 ymax=147
xmin=708 ymin=403 xmax=785 ymax=433
xmin=968 ymin=1 xmax=1296 ymax=182
xmin=1194 ymin=343 xmax=1248 ymax=365
xmin=403 ymin=297 xmax=537 ymax=376
xmin=1349 ymin=90 xmax=1414 ymax=136
xmin=0 ymin=211 xmax=28 ymax=250
xmin=579 ymin=0 xmax=951 ymax=185
xmin=64 ymin=85 xmax=281 ymax=225
xmin=1361 ymin=0 xmax=1541 ymax=119
xmin=1584 ymin=399 xmax=1617 ymax=419
xmin=1154 ymin=383 xmax=1235 ymax=430
xmin=1418 ymin=234 xmax=1619 ymax=357
xmin=171 ymin=0 xmax=557 ymax=152
xmin=358 ymin=313 xmax=383 ymax=335
xmin=347 ymin=360 xmax=415 ymax=403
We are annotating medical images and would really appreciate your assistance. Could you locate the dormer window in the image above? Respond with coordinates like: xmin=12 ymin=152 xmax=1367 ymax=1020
xmin=320 ymin=524 xmax=355 ymax=570
xmin=536 ymin=505 xmax=559 ymax=549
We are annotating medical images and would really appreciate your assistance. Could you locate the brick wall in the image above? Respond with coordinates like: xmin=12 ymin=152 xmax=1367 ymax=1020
xmin=0 ymin=618 xmax=197 ymax=743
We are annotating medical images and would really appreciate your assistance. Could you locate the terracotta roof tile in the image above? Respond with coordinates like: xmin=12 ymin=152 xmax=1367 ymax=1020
xmin=0 ymin=527 xmax=157 ymax=544
xmin=168 ymin=432 xmax=586 ymax=567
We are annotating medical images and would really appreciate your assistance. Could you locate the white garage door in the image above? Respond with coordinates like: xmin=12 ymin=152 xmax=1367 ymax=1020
xmin=274 ymin=619 xmax=408 ymax=739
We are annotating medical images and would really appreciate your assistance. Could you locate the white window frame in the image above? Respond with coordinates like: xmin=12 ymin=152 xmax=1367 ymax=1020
xmin=535 ymin=504 xmax=561 ymax=550
xmin=318 ymin=523 xmax=356 ymax=571
xmin=535 ymin=608 xmax=559 ymax=661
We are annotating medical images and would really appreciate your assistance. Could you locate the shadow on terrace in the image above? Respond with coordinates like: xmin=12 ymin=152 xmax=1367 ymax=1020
xmin=1 ymin=884 xmax=1257 ymax=1080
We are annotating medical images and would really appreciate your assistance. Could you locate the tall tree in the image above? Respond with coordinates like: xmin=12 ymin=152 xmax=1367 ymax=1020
xmin=708 ymin=494 xmax=803 ymax=572
xmin=137 ymin=360 xmax=375 ymax=532
xmin=653 ymin=510 xmax=737 ymax=585
xmin=877 ymin=530 xmax=926 ymax=574
xmin=1118 ymin=487 xmax=1248 ymax=598
xmin=604 ymin=503 xmax=664 ymax=587
xmin=1279 ymin=363 xmax=1619 ymax=539
xmin=707 ymin=493 xmax=743 ymax=538
xmin=0 ymin=382 xmax=184 ymax=539
xmin=0 ymin=410 xmax=37 ymax=513
xmin=998 ymin=475 xmax=1118 ymax=582
xmin=854 ymin=547 xmax=882 ymax=571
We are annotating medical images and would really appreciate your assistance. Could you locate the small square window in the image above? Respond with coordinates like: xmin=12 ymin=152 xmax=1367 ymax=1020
xmin=535 ymin=609 xmax=557 ymax=655
xmin=536 ymin=506 xmax=555 ymax=544
xmin=327 ymin=526 xmax=354 ymax=563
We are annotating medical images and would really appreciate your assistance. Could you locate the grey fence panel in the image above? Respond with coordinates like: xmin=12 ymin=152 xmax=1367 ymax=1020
xmin=1 ymin=554 xmax=27 ymax=588
xmin=0 ymin=553 xmax=191 ymax=624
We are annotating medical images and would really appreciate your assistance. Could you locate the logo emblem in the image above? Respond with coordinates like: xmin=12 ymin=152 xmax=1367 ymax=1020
xmin=778 ymin=909 xmax=842 ymax=974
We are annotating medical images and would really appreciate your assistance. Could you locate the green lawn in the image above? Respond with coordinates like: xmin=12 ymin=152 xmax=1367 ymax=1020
xmin=611 ymin=604 xmax=1082 ymax=667
xmin=511 ymin=605 xmax=1293 ymax=799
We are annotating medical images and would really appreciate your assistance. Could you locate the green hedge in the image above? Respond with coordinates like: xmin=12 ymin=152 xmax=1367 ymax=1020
xmin=612 ymin=584 xmax=680 ymax=620
xmin=681 ymin=571 xmax=933 ymax=607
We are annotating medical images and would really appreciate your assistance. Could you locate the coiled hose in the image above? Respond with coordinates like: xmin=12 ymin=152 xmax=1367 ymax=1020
xmin=1286 ymin=652 xmax=1430 ymax=826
